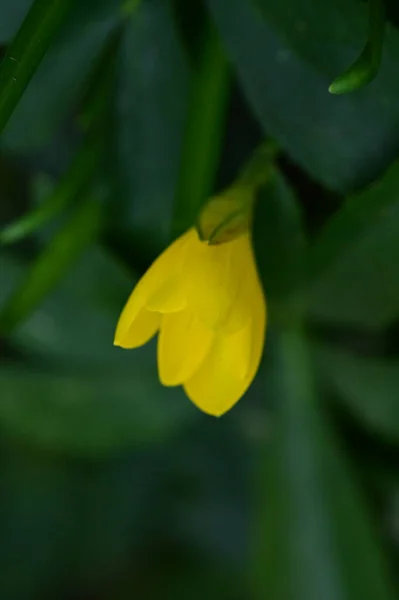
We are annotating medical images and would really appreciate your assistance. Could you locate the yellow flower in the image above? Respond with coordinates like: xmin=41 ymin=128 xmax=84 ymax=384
xmin=114 ymin=227 xmax=266 ymax=416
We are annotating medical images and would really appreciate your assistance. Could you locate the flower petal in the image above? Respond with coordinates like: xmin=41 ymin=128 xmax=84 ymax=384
xmin=158 ymin=309 xmax=213 ymax=386
xmin=143 ymin=232 xmax=191 ymax=312
xmin=246 ymin=277 xmax=267 ymax=383
xmin=114 ymin=308 xmax=160 ymax=349
xmin=183 ymin=231 xmax=250 ymax=331
xmin=222 ymin=235 xmax=258 ymax=333
xmin=146 ymin=277 xmax=186 ymax=313
xmin=184 ymin=282 xmax=266 ymax=416
xmin=113 ymin=230 xmax=190 ymax=344
xmin=183 ymin=325 xmax=251 ymax=416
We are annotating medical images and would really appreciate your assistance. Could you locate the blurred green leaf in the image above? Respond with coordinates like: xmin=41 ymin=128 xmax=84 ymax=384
xmin=328 ymin=0 xmax=386 ymax=94
xmin=68 ymin=456 xmax=161 ymax=583
xmin=0 ymin=198 xmax=102 ymax=334
xmin=386 ymin=0 xmax=399 ymax=29
xmin=253 ymin=0 xmax=381 ymax=79
xmin=77 ymin=22 xmax=122 ymax=133
xmin=0 ymin=245 xmax=133 ymax=365
xmin=253 ymin=168 xmax=306 ymax=323
xmin=308 ymin=162 xmax=399 ymax=329
xmin=0 ymin=0 xmax=75 ymax=136
xmin=0 ymin=134 xmax=102 ymax=245
xmin=314 ymin=342 xmax=399 ymax=444
xmin=113 ymin=0 xmax=189 ymax=253
xmin=0 ymin=0 xmax=32 ymax=43
xmin=207 ymin=0 xmax=399 ymax=191
xmin=0 ymin=364 xmax=196 ymax=456
xmin=172 ymin=20 xmax=229 ymax=237
xmin=0 ymin=446 xmax=164 ymax=596
xmin=0 ymin=447 xmax=71 ymax=599
xmin=256 ymin=326 xmax=396 ymax=600
xmin=1 ymin=0 xmax=121 ymax=150
xmin=115 ymin=561 xmax=243 ymax=600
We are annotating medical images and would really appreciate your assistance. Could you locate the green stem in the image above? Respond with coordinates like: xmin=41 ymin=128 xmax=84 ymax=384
xmin=237 ymin=139 xmax=279 ymax=189
xmin=0 ymin=0 xmax=74 ymax=134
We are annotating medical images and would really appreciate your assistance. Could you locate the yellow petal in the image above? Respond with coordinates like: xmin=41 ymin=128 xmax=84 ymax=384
xmin=246 ymin=276 xmax=267 ymax=383
xmin=143 ymin=232 xmax=191 ymax=312
xmin=184 ymin=281 xmax=266 ymax=416
xmin=157 ymin=309 xmax=213 ymax=386
xmin=113 ymin=231 xmax=190 ymax=346
xmin=183 ymin=231 xmax=250 ymax=331
xmin=222 ymin=234 xmax=258 ymax=333
xmin=183 ymin=325 xmax=252 ymax=416
xmin=146 ymin=277 xmax=186 ymax=313
xmin=115 ymin=308 xmax=160 ymax=349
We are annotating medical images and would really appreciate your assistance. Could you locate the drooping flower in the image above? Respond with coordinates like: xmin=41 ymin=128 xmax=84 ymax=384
xmin=114 ymin=214 xmax=266 ymax=416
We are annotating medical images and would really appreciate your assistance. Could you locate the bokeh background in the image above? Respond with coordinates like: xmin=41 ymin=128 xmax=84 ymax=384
xmin=0 ymin=0 xmax=399 ymax=599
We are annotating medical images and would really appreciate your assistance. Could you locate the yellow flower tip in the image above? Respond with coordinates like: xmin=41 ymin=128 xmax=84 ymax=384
xmin=183 ymin=387 xmax=234 ymax=418
xmin=113 ymin=337 xmax=130 ymax=349
xmin=114 ymin=221 xmax=267 ymax=416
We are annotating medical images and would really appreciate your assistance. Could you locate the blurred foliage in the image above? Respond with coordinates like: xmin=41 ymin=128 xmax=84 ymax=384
xmin=0 ymin=0 xmax=398 ymax=599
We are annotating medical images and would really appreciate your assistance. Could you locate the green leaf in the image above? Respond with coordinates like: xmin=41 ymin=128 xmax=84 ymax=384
xmin=0 ymin=0 xmax=32 ymax=43
xmin=0 ymin=364 xmax=196 ymax=456
xmin=77 ymin=21 xmax=122 ymax=133
xmin=314 ymin=342 xmax=399 ymax=444
xmin=252 ymin=0 xmax=381 ymax=79
xmin=207 ymin=0 xmax=399 ymax=191
xmin=114 ymin=561 xmax=243 ymax=600
xmin=253 ymin=168 xmax=306 ymax=323
xmin=113 ymin=0 xmax=189 ymax=254
xmin=0 ymin=445 xmax=161 ymax=594
xmin=0 ymin=447 xmax=71 ymax=598
xmin=255 ymin=326 xmax=396 ymax=600
xmin=1 ymin=0 xmax=121 ymax=149
xmin=0 ymin=0 xmax=75 ymax=136
xmin=67 ymin=457 xmax=160 ymax=583
xmin=0 ymin=198 xmax=102 ymax=334
xmin=308 ymin=162 xmax=399 ymax=329
xmin=0 ymin=245 xmax=132 ymax=366
xmin=172 ymin=20 xmax=230 ymax=237
xmin=329 ymin=0 xmax=386 ymax=94
xmin=0 ymin=134 xmax=102 ymax=245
